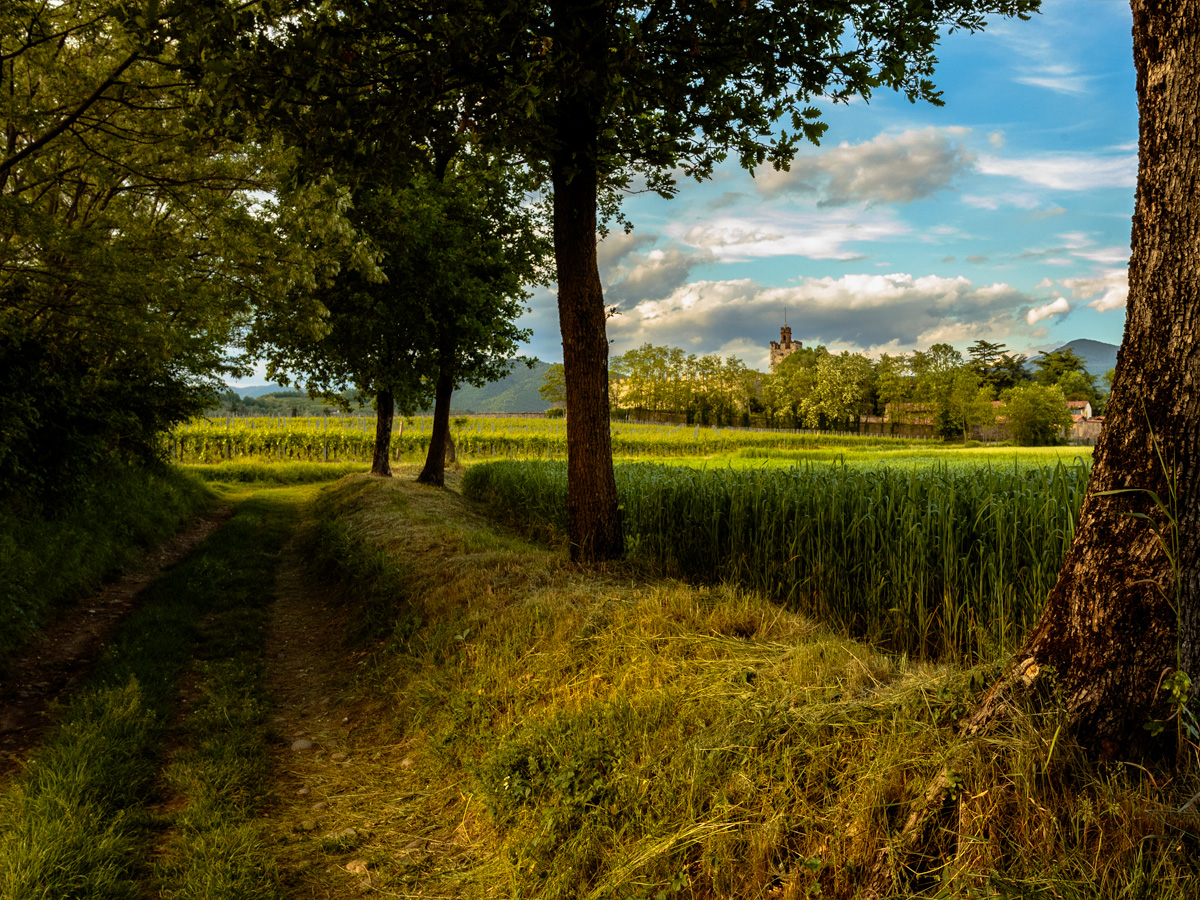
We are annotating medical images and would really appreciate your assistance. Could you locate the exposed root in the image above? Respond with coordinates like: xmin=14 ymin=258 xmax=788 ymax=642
xmin=861 ymin=657 xmax=1043 ymax=897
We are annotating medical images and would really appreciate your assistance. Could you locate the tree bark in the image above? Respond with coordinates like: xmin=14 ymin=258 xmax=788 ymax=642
xmin=991 ymin=0 xmax=1200 ymax=760
xmin=550 ymin=1 xmax=623 ymax=563
xmin=370 ymin=388 xmax=394 ymax=477
xmin=417 ymin=363 xmax=454 ymax=487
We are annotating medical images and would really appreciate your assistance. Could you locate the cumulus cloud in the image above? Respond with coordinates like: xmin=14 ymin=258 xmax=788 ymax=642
xmin=596 ymin=230 xmax=655 ymax=271
xmin=1026 ymin=297 xmax=1071 ymax=325
xmin=1058 ymin=269 xmax=1129 ymax=312
xmin=603 ymin=243 xmax=710 ymax=305
xmin=977 ymin=152 xmax=1137 ymax=190
xmin=676 ymin=209 xmax=907 ymax=261
xmin=755 ymin=127 xmax=974 ymax=205
xmin=606 ymin=272 xmax=1039 ymax=357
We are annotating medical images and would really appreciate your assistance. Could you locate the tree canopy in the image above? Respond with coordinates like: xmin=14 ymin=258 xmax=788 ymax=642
xmin=0 ymin=0 xmax=328 ymax=496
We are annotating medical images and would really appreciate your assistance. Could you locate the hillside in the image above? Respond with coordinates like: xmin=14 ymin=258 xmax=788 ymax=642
xmin=1046 ymin=338 xmax=1120 ymax=378
xmin=449 ymin=359 xmax=551 ymax=414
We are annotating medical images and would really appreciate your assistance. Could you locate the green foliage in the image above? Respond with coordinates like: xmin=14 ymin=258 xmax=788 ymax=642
xmin=968 ymin=339 xmax=1032 ymax=392
xmin=1003 ymin=384 xmax=1074 ymax=446
xmin=0 ymin=1 xmax=350 ymax=490
xmin=0 ymin=464 xmax=210 ymax=664
xmin=539 ymin=363 xmax=567 ymax=409
xmin=611 ymin=344 xmax=758 ymax=425
xmin=464 ymin=458 xmax=1090 ymax=660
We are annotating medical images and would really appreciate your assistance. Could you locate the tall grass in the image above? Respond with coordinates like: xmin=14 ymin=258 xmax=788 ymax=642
xmin=463 ymin=459 xmax=1090 ymax=660
xmin=169 ymin=415 xmax=934 ymax=463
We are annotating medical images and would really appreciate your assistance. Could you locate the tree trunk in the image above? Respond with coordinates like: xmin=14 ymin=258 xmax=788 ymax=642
xmin=993 ymin=0 xmax=1200 ymax=760
xmin=549 ymin=0 xmax=622 ymax=563
xmin=551 ymin=149 xmax=623 ymax=562
xmin=417 ymin=364 xmax=454 ymax=487
xmin=371 ymin=389 xmax=394 ymax=477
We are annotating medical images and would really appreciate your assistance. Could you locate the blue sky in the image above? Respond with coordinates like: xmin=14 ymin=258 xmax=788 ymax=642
xmin=521 ymin=0 xmax=1137 ymax=373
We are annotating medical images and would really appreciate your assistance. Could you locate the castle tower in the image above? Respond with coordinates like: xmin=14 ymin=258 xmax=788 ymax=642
xmin=769 ymin=324 xmax=800 ymax=372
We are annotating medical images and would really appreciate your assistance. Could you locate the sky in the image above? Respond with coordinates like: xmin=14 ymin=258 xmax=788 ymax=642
xmin=521 ymin=0 xmax=1138 ymax=373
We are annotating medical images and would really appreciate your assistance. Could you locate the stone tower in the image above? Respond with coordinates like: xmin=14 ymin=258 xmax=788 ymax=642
xmin=769 ymin=325 xmax=800 ymax=372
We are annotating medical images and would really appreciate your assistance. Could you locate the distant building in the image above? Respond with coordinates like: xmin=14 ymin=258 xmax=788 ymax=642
xmin=769 ymin=325 xmax=801 ymax=372
xmin=1066 ymin=400 xmax=1093 ymax=420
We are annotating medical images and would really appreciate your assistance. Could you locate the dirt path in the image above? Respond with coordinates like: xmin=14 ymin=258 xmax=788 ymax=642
xmin=261 ymin=513 xmax=477 ymax=898
xmin=0 ymin=504 xmax=235 ymax=776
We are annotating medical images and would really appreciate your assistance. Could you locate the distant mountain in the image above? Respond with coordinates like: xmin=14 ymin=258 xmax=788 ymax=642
xmin=450 ymin=359 xmax=551 ymax=414
xmin=225 ymin=362 xmax=552 ymax=414
xmin=1046 ymin=339 xmax=1120 ymax=378
xmin=229 ymin=383 xmax=290 ymax=398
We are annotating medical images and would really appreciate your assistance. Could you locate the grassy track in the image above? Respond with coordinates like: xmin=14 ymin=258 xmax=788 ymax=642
xmin=0 ymin=484 xmax=316 ymax=899
xmin=0 ymin=464 xmax=211 ymax=663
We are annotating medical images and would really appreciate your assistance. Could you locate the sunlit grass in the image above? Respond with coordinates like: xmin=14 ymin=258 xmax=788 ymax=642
xmin=463 ymin=458 xmax=1091 ymax=660
xmin=297 ymin=475 xmax=1200 ymax=900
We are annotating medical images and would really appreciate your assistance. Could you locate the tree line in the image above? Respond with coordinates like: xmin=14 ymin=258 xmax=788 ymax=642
xmin=548 ymin=340 xmax=1104 ymax=443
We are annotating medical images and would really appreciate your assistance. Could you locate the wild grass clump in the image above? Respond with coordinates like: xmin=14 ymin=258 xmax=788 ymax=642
xmin=0 ymin=463 xmax=210 ymax=664
xmin=463 ymin=459 xmax=1090 ymax=661
xmin=306 ymin=475 xmax=1200 ymax=899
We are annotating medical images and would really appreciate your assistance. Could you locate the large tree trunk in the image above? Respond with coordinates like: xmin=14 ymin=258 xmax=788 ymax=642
xmin=989 ymin=0 xmax=1200 ymax=760
xmin=370 ymin=388 xmax=394 ymax=478
xmin=550 ymin=1 xmax=623 ymax=563
xmin=417 ymin=364 xmax=454 ymax=487
xmin=552 ymin=152 xmax=623 ymax=562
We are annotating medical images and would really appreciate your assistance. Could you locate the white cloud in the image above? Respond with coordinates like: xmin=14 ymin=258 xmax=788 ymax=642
xmin=1014 ymin=64 xmax=1092 ymax=95
xmin=977 ymin=152 xmax=1137 ymax=191
xmin=756 ymin=127 xmax=974 ymax=205
xmin=677 ymin=210 xmax=907 ymax=261
xmin=1026 ymin=297 xmax=1071 ymax=325
xmin=607 ymin=272 xmax=1040 ymax=357
xmin=963 ymin=192 xmax=1042 ymax=210
xmin=1058 ymin=269 xmax=1129 ymax=312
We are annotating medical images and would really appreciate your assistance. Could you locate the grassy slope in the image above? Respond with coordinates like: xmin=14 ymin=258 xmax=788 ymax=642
xmin=305 ymin=475 xmax=1200 ymax=899
xmin=0 ymin=464 xmax=212 ymax=664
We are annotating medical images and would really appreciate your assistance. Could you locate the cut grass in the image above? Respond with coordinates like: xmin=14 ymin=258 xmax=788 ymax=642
xmin=0 ymin=487 xmax=307 ymax=900
xmin=301 ymin=475 xmax=1200 ymax=899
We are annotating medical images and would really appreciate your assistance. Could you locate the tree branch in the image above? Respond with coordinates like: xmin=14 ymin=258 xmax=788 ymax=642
xmin=0 ymin=50 xmax=141 ymax=177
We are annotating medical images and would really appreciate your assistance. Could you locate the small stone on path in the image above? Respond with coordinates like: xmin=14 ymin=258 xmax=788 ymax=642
xmin=292 ymin=738 xmax=315 ymax=751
